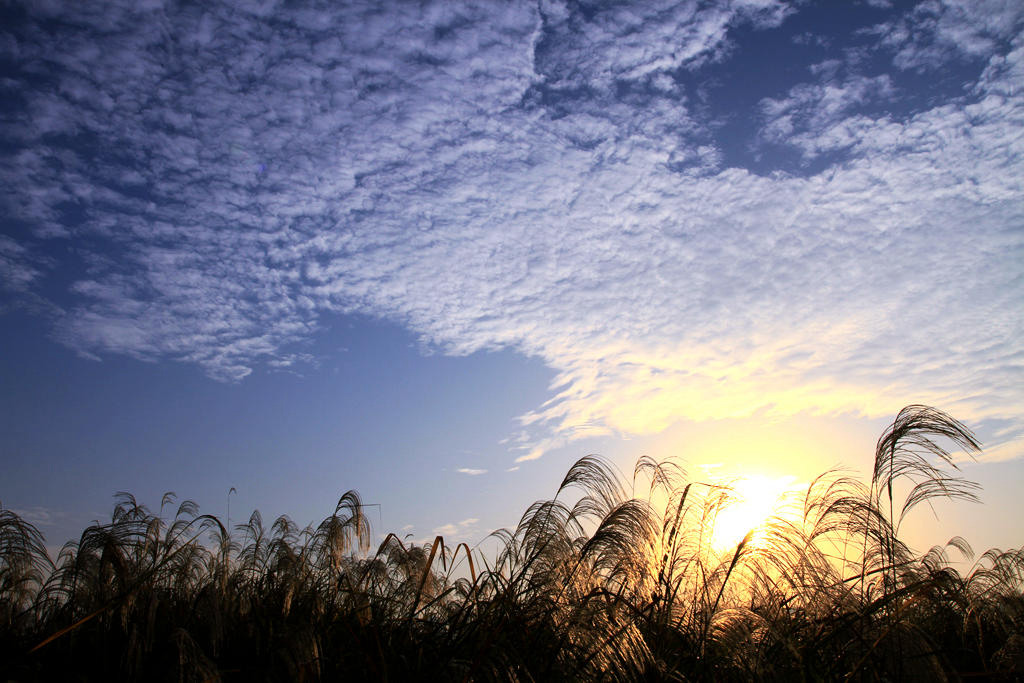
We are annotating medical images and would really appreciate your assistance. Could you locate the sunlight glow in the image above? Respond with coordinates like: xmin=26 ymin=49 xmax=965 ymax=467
xmin=710 ymin=474 xmax=802 ymax=552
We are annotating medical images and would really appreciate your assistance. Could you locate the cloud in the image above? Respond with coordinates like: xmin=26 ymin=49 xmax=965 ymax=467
xmin=532 ymin=0 xmax=790 ymax=89
xmin=870 ymin=0 xmax=1024 ymax=71
xmin=758 ymin=74 xmax=896 ymax=155
xmin=432 ymin=523 xmax=458 ymax=537
xmin=456 ymin=468 xmax=487 ymax=476
xmin=9 ymin=506 xmax=65 ymax=528
xmin=431 ymin=516 xmax=480 ymax=541
xmin=1 ymin=1 xmax=1021 ymax=461
xmin=0 ymin=236 xmax=61 ymax=316
xmin=0 ymin=236 xmax=44 ymax=292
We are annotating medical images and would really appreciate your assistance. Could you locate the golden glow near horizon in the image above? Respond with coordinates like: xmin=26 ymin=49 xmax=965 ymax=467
xmin=634 ymin=414 xmax=871 ymax=554
xmin=709 ymin=474 xmax=803 ymax=553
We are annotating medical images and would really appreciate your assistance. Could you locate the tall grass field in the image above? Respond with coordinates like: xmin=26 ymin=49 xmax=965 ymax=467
xmin=2 ymin=405 xmax=1022 ymax=681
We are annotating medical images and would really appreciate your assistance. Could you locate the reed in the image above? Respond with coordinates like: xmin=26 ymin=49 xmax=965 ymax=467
xmin=1 ymin=405 xmax=1021 ymax=681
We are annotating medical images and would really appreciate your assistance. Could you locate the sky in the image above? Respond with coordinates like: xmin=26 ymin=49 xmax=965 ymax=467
xmin=1 ymin=0 xmax=1022 ymax=558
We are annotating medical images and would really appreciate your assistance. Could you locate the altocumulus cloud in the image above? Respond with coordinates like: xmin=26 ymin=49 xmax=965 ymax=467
xmin=456 ymin=468 xmax=487 ymax=476
xmin=1 ymin=1 xmax=1022 ymax=460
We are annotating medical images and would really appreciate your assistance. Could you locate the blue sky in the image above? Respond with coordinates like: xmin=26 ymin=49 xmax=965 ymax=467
xmin=1 ymin=0 xmax=1022 ymax=555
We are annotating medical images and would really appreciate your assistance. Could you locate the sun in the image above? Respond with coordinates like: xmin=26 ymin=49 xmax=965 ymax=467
xmin=710 ymin=474 xmax=802 ymax=553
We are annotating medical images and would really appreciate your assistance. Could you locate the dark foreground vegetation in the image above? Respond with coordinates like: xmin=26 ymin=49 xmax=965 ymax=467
xmin=2 ymin=406 xmax=1022 ymax=681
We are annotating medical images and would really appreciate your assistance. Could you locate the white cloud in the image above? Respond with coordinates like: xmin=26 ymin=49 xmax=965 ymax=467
xmin=1 ymin=1 xmax=1021 ymax=463
xmin=456 ymin=468 xmax=487 ymax=476
xmin=532 ymin=0 xmax=788 ymax=88
xmin=431 ymin=516 xmax=480 ymax=541
xmin=759 ymin=74 xmax=896 ymax=154
xmin=0 ymin=236 xmax=44 ymax=292
xmin=872 ymin=0 xmax=1024 ymax=71
xmin=432 ymin=523 xmax=458 ymax=537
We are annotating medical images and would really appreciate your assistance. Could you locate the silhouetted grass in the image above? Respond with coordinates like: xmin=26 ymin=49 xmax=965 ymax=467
xmin=1 ymin=405 xmax=1022 ymax=681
